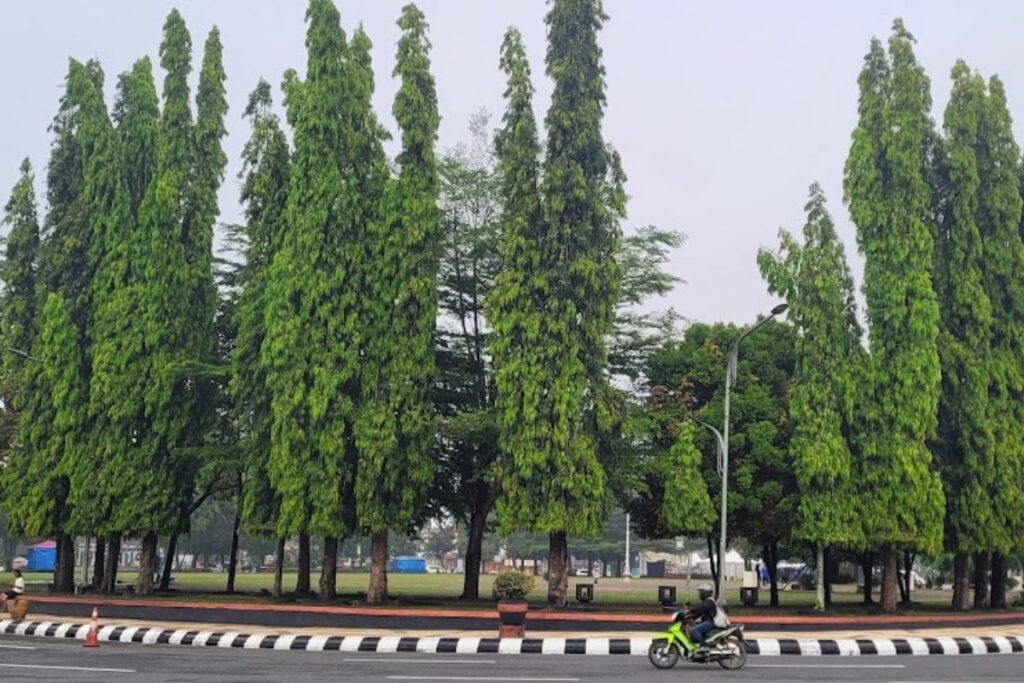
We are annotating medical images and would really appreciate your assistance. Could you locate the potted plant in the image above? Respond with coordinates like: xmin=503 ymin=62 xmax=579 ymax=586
xmin=493 ymin=570 xmax=535 ymax=638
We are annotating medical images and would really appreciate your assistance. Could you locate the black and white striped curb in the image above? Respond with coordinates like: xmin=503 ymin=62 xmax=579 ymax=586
xmin=2 ymin=619 xmax=1023 ymax=656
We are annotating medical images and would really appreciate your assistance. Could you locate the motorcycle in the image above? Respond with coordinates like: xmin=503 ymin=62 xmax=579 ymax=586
xmin=647 ymin=609 xmax=747 ymax=670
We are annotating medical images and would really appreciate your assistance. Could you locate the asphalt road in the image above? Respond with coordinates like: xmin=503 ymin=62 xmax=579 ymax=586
xmin=2 ymin=636 xmax=1024 ymax=682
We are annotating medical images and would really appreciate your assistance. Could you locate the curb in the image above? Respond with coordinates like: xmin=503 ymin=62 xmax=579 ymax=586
xmin=2 ymin=619 xmax=1023 ymax=656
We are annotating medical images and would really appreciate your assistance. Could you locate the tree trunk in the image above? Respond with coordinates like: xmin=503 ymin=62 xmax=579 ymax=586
xmin=103 ymin=535 xmax=121 ymax=593
xmin=973 ymin=552 xmax=990 ymax=609
xmin=862 ymin=551 xmax=874 ymax=605
xmin=53 ymin=533 xmax=76 ymax=593
xmin=901 ymin=550 xmax=914 ymax=606
xmin=320 ymin=536 xmax=338 ymax=601
xmin=767 ymin=540 xmax=780 ymax=607
xmin=296 ymin=533 xmax=311 ymax=595
xmin=367 ymin=529 xmax=389 ymax=604
xmin=272 ymin=537 xmax=285 ymax=598
xmin=880 ymin=547 xmax=898 ymax=613
xmin=814 ymin=544 xmax=825 ymax=611
xmin=547 ymin=531 xmax=569 ymax=607
xmin=136 ymin=532 xmax=158 ymax=595
xmin=896 ymin=551 xmax=908 ymax=604
xmin=824 ymin=547 xmax=834 ymax=607
xmin=461 ymin=495 xmax=491 ymax=600
xmin=159 ymin=532 xmax=178 ymax=591
xmin=990 ymin=553 xmax=1007 ymax=609
xmin=952 ymin=553 xmax=970 ymax=610
xmin=226 ymin=512 xmax=241 ymax=594
xmin=91 ymin=537 xmax=106 ymax=590
xmin=708 ymin=536 xmax=719 ymax=592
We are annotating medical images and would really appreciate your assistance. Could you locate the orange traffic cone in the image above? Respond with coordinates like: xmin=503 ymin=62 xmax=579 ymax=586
xmin=84 ymin=607 xmax=99 ymax=648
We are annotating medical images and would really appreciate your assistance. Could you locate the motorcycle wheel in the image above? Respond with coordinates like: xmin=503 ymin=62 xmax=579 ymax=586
xmin=716 ymin=636 xmax=747 ymax=670
xmin=648 ymin=639 xmax=680 ymax=669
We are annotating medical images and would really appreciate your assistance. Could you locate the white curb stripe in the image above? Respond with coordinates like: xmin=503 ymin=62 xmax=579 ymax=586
xmin=273 ymin=634 xmax=296 ymax=650
xmin=416 ymin=636 xmax=441 ymax=654
xmin=217 ymin=632 xmax=240 ymax=648
xmin=142 ymin=628 xmax=163 ymax=645
xmin=306 ymin=635 xmax=328 ymax=652
xmin=455 ymin=637 xmax=480 ymax=654
xmin=167 ymin=630 xmax=189 ymax=645
xmin=339 ymin=636 xmax=363 ymax=652
xmin=936 ymin=637 xmax=959 ymax=655
xmin=53 ymin=623 xmax=73 ymax=639
xmin=874 ymin=638 xmax=896 ymax=656
xmin=191 ymin=631 xmax=214 ymax=647
xmin=242 ymin=634 xmax=265 ymax=649
xmin=498 ymin=638 xmax=522 ymax=654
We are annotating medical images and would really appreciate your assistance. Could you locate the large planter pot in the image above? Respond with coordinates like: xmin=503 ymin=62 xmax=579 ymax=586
xmin=497 ymin=598 xmax=528 ymax=638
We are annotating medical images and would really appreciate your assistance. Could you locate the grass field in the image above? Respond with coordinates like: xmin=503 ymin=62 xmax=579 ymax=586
xmin=3 ymin=569 xmax=1010 ymax=613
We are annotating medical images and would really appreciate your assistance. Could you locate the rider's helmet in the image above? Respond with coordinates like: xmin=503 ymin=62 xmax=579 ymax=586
xmin=697 ymin=584 xmax=714 ymax=601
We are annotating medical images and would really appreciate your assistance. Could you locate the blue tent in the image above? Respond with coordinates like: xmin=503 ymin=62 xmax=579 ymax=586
xmin=390 ymin=556 xmax=426 ymax=574
xmin=26 ymin=540 xmax=57 ymax=572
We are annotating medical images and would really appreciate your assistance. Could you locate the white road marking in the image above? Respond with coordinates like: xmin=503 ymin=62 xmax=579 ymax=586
xmin=345 ymin=658 xmax=497 ymax=664
xmin=0 ymin=643 xmax=36 ymax=650
xmin=0 ymin=663 xmax=136 ymax=674
xmin=751 ymin=664 xmax=905 ymax=669
xmin=387 ymin=678 xmax=579 ymax=682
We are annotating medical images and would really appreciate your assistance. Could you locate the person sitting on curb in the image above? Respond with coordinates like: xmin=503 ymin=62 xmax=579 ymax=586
xmin=1 ymin=569 xmax=25 ymax=612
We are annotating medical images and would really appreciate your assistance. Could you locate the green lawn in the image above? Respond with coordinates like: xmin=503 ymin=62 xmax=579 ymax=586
xmin=3 ymin=569 xmax=1005 ymax=613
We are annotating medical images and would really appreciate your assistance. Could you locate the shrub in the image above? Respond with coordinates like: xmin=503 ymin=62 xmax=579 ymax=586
xmin=492 ymin=570 xmax=536 ymax=600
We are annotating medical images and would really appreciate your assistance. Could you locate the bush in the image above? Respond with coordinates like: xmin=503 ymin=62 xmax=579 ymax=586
xmin=492 ymin=570 xmax=536 ymax=600
xmin=1007 ymin=576 xmax=1020 ymax=591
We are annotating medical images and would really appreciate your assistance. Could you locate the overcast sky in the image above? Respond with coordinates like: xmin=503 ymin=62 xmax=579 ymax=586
xmin=3 ymin=1 xmax=1024 ymax=325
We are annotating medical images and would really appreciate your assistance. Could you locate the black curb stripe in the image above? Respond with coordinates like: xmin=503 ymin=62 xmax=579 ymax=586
xmin=108 ymin=626 xmax=126 ymax=641
xmin=923 ymin=637 xmax=943 ymax=654
xmin=290 ymin=635 xmax=311 ymax=651
xmin=1009 ymin=637 xmax=1024 ymax=653
xmin=892 ymin=639 xmax=912 ymax=655
xmin=131 ymin=628 xmax=149 ymax=643
xmin=564 ymin=639 xmax=587 ymax=655
xmin=437 ymin=637 xmax=458 ymax=653
xmin=260 ymin=635 xmax=279 ymax=649
xmin=953 ymin=637 xmax=972 ymax=655
xmin=608 ymin=639 xmax=631 ymax=655
xmin=521 ymin=639 xmax=544 ymax=654
xmin=778 ymin=639 xmax=801 ymax=655
xmin=157 ymin=631 xmax=173 ymax=644
xmin=323 ymin=636 xmax=344 ymax=651
xmin=746 ymin=640 xmax=760 ymax=655
xmin=358 ymin=637 xmax=380 ymax=652
xmin=397 ymin=637 xmax=419 ymax=652
xmin=69 ymin=624 xmax=86 ymax=638
xmin=981 ymin=636 xmax=999 ymax=654
xmin=856 ymin=639 xmax=878 ymax=655
xmin=231 ymin=634 xmax=248 ymax=648
xmin=44 ymin=624 xmax=59 ymax=637
xmin=478 ymin=638 xmax=500 ymax=654
xmin=180 ymin=631 xmax=198 ymax=645
xmin=819 ymin=640 xmax=840 ymax=655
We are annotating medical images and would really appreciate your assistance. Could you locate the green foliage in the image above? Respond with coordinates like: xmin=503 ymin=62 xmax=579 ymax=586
xmin=113 ymin=57 xmax=159 ymax=222
xmin=933 ymin=63 xmax=998 ymax=556
xmin=3 ymin=295 xmax=83 ymax=537
xmin=234 ymin=80 xmax=290 ymax=535
xmin=355 ymin=3 xmax=439 ymax=534
xmin=661 ymin=422 xmax=715 ymax=535
xmin=843 ymin=20 xmax=944 ymax=554
xmin=492 ymin=569 xmax=536 ymax=599
xmin=0 ymin=159 xmax=40 ymax=410
xmin=758 ymin=184 xmax=865 ymax=549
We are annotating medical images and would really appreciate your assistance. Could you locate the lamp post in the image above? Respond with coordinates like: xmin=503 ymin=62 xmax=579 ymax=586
xmin=716 ymin=303 xmax=787 ymax=602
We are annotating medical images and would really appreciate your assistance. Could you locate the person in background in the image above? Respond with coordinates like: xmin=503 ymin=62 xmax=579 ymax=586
xmin=1 ymin=569 xmax=25 ymax=611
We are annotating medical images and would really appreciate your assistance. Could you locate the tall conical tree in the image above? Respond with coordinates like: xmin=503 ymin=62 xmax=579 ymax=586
xmin=235 ymin=79 xmax=291 ymax=594
xmin=933 ymin=63 xmax=998 ymax=610
xmin=263 ymin=0 xmax=359 ymax=595
xmin=661 ymin=422 xmax=715 ymax=536
xmin=531 ymin=0 xmax=626 ymax=606
xmin=843 ymin=20 xmax=944 ymax=612
xmin=356 ymin=3 xmax=439 ymax=603
xmin=759 ymin=183 xmax=866 ymax=611
xmin=0 ymin=159 xmax=40 ymax=410
xmin=978 ymin=74 xmax=1024 ymax=609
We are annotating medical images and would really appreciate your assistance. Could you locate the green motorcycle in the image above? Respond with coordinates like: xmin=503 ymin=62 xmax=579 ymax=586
xmin=647 ymin=609 xmax=748 ymax=670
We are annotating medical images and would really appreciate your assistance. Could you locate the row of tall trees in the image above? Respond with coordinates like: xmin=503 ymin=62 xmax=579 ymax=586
xmin=758 ymin=20 xmax=1024 ymax=611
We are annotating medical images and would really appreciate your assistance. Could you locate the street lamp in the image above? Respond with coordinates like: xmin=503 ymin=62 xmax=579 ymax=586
xmin=716 ymin=303 xmax=787 ymax=602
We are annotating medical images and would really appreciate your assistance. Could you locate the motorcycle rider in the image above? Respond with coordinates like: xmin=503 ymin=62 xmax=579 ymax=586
xmin=685 ymin=584 xmax=726 ymax=652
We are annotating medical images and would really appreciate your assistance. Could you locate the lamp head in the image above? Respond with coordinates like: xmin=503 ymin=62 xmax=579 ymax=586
xmin=770 ymin=303 xmax=788 ymax=316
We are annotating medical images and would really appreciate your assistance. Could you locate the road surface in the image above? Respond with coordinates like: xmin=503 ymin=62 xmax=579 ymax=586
xmin=2 ymin=635 xmax=1023 ymax=682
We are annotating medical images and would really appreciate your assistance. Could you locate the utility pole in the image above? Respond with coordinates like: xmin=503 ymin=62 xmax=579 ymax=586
xmin=624 ymin=512 xmax=631 ymax=580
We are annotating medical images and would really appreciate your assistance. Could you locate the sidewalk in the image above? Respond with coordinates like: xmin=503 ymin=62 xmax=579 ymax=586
xmin=3 ymin=612 xmax=1023 ymax=657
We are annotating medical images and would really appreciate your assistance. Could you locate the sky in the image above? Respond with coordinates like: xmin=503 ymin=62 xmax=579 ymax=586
xmin=3 ymin=0 xmax=1024 ymax=326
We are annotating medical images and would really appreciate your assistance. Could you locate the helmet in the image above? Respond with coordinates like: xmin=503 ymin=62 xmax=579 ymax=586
xmin=697 ymin=584 xmax=714 ymax=601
